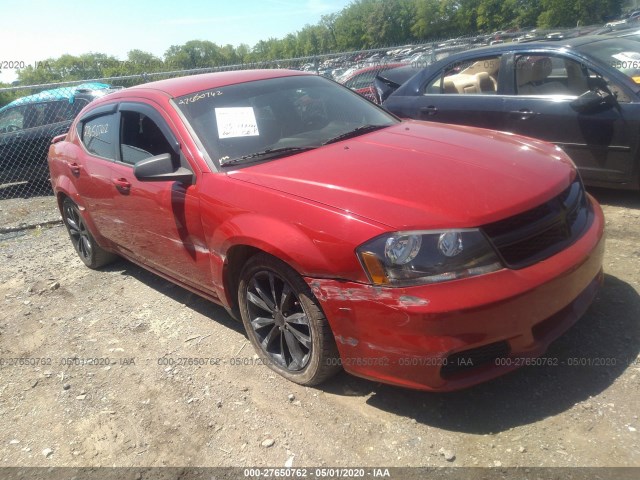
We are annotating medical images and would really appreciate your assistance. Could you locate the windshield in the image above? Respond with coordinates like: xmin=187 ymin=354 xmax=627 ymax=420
xmin=578 ymin=37 xmax=640 ymax=85
xmin=174 ymin=74 xmax=398 ymax=168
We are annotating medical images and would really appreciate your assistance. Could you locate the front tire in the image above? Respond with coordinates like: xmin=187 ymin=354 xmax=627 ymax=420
xmin=62 ymin=198 xmax=116 ymax=269
xmin=238 ymin=253 xmax=341 ymax=386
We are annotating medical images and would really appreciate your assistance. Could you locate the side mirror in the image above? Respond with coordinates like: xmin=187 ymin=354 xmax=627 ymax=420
xmin=134 ymin=153 xmax=194 ymax=184
xmin=570 ymin=89 xmax=615 ymax=114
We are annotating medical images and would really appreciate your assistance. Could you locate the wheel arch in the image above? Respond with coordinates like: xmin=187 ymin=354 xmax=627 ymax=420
xmin=214 ymin=213 xmax=348 ymax=311
xmin=55 ymin=185 xmax=112 ymax=251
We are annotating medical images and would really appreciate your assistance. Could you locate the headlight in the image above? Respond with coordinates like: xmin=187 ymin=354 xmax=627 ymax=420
xmin=357 ymin=229 xmax=503 ymax=286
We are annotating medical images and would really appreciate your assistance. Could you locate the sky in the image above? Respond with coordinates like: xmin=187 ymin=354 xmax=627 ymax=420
xmin=0 ymin=0 xmax=353 ymax=83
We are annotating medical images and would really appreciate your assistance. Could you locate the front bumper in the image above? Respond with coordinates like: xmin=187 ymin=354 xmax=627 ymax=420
xmin=306 ymin=197 xmax=605 ymax=391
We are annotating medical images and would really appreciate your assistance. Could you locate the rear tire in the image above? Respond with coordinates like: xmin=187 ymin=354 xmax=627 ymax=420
xmin=238 ymin=253 xmax=341 ymax=386
xmin=62 ymin=198 xmax=116 ymax=269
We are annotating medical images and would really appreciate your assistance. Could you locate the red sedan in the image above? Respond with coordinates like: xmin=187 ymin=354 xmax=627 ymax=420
xmin=48 ymin=70 xmax=605 ymax=391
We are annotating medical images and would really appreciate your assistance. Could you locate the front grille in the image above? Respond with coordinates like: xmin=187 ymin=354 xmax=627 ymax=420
xmin=482 ymin=178 xmax=591 ymax=269
xmin=441 ymin=341 xmax=510 ymax=379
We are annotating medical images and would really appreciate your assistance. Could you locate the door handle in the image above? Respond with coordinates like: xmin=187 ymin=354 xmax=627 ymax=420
xmin=113 ymin=178 xmax=131 ymax=193
xmin=68 ymin=162 xmax=81 ymax=176
xmin=510 ymin=109 xmax=537 ymax=120
xmin=420 ymin=105 xmax=438 ymax=116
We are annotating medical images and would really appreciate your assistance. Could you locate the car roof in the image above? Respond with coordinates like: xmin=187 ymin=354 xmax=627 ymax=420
xmin=457 ymin=31 xmax=638 ymax=55
xmin=127 ymin=69 xmax=313 ymax=98
xmin=389 ymin=31 xmax=640 ymax=98
xmin=1 ymin=82 xmax=111 ymax=111
xmin=408 ymin=32 xmax=640 ymax=75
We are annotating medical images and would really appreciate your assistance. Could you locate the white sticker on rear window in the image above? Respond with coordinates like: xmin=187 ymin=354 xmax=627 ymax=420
xmin=215 ymin=107 xmax=259 ymax=139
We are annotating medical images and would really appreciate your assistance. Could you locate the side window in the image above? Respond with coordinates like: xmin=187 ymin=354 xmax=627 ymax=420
xmin=41 ymin=101 xmax=72 ymax=126
xmin=515 ymin=55 xmax=578 ymax=96
xmin=424 ymin=56 xmax=501 ymax=95
xmin=81 ymin=114 xmax=117 ymax=160
xmin=119 ymin=111 xmax=174 ymax=166
xmin=23 ymin=105 xmax=41 ymax=129
xmin=515 ymin=55 xmax=633 ymax=102
xmin=0 ymin=107 xmax=24 ymax=133
xmin=588 ymin=70 xmax=632 ymax=103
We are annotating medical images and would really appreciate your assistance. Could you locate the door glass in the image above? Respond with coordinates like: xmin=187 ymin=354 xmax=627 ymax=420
xmin=81 ymin=114 xmax=117 ymax=160
xmin=424 ymin=56 xmax=501 ymax=95
xmin=515 ymin=55 xmax=584 ymax=96
xmin=587 ymin=69 xmax=632 ymax=103
xmin=40 ymin=101 xmax=77 ymax=126
xmin=119 ymin=111 xmax=174 ymax=166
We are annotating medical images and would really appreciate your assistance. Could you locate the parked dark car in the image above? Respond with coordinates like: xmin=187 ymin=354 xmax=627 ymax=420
xmin=382 ymin=33 xmax=640 ymax=190
xmin=48 ymin=70 xmax=604 ymax=391
xmin=0 ymin=83 xmax=115 ymax=192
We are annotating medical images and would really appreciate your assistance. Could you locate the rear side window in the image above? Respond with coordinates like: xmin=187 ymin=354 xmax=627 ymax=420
xmin=81 ymin=114 xmax=117 ymax=160
xmin=424 ymin=56 xmax=501 ymax=94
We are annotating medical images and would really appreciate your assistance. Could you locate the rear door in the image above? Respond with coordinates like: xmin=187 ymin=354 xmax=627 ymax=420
xmin=74 ymin=106 xmax=120 ymax=237
xmin=396 ymin=54 xmax=508 ymax=131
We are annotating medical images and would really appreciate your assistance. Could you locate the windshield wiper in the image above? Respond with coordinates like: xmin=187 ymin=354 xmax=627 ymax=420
xmin=220 ymin=146 xmax=317 ymax=167
xmin=321 ymin=124 xmax=389 ymax=146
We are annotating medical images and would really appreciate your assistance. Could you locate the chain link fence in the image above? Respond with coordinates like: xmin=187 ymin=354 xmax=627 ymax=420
xmin=0 ymin=25 xmax=606 ymax=205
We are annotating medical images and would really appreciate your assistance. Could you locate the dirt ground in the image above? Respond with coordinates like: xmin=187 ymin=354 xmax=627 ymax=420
xmin=0 ymin=188 xmax=639 ymax=473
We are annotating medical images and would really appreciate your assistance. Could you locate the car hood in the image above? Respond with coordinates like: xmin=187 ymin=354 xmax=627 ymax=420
xmin=227 ymin=121 xmax=576 ymax=230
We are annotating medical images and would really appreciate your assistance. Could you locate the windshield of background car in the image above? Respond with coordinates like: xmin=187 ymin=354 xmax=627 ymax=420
xmin=174 ymin=74 xmax=398 ymax=168
xmin=578 ymin=38 xmax=640 ymax=85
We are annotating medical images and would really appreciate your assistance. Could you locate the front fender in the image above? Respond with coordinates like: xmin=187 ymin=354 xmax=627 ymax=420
xmin=224 ymin=213 xmax=340 ymax=271
xmin=208 ymin=212 xmax=346 ymax=302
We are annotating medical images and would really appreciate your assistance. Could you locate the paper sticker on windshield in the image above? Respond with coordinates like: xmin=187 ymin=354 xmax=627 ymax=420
xmin=215 ymin=107 xmax=259 ymax=139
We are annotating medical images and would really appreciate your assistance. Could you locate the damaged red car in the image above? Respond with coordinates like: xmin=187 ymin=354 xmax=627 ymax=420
xmin=48 ymin=70 xmax=605 ymax=391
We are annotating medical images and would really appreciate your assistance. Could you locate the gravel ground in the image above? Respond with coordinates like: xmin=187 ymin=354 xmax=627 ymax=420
xmin=0 ymin=194 xmax=60 ymax=232
xmin=0 ymin=188 xmax=639 ymax=473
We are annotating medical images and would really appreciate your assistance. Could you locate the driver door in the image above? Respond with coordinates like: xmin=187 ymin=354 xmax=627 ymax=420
xmin=502 ymin=53 xmax=640 ymax=185
xmin=108 ymin=102 xmax=213 ymax=292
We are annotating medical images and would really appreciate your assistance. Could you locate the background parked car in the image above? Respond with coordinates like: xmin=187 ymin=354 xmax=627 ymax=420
xmin=0 ymin=82 xmax=115 ymax=193
xmin=337 ymin=63 xmax=406 ymax=102
xmin=382 ymin=32 xmax=640 ymax=191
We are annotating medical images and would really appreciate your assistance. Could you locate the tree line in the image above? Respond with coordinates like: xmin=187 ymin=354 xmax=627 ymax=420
xmin=0 ymin=0 xmax=626 ymax=105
